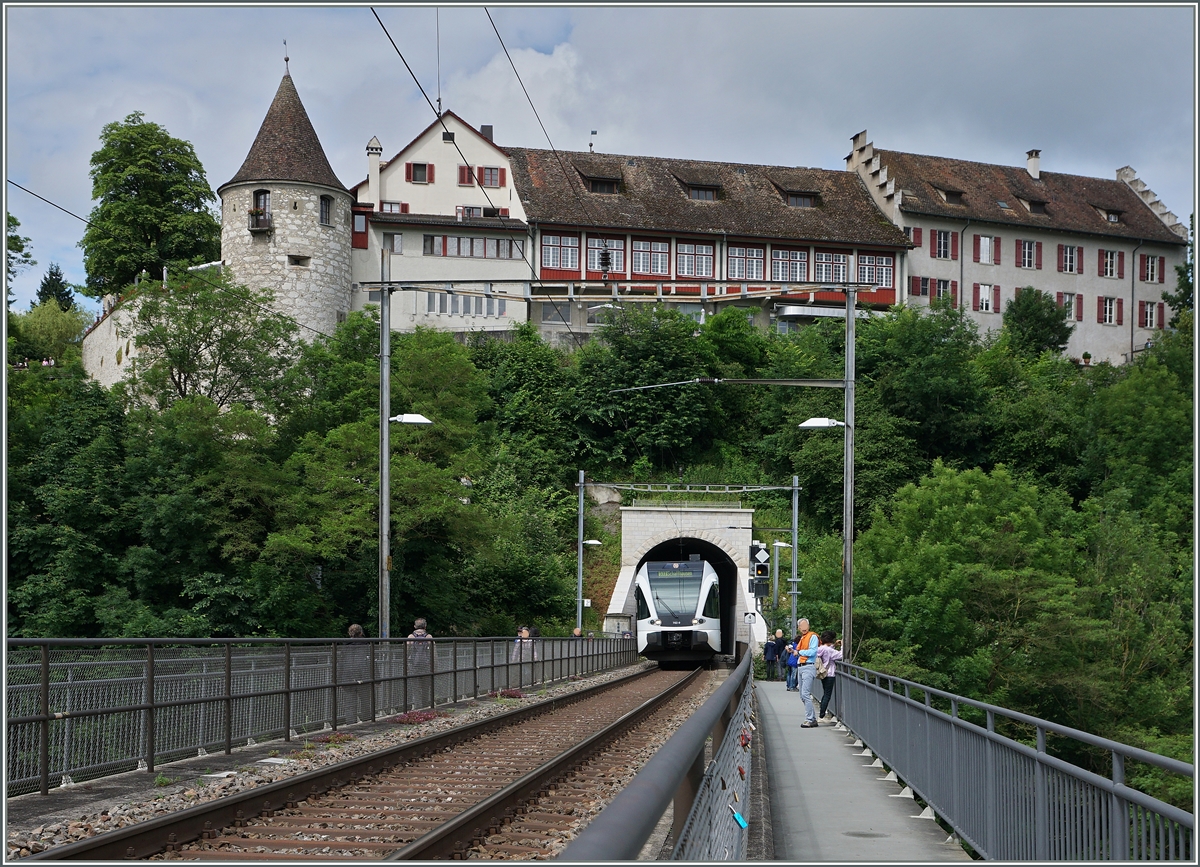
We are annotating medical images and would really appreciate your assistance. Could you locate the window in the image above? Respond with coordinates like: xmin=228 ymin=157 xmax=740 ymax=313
xmin=787 ymin=193 xmax=815 ymax=208
xmin=857 ymin=254 xmax=894 ymax=288
xmin=456 ymin=205 xmax=483 ymax=219
xmin=442 ymin=131 xmax=455 ymax=142
xmin=407 ymin=162 xmax=430 ymax=183
xmin=677 ymin=243 xmax=715 ymax=278
xmin=702 ymin=585 xmax=720 ymax=619
xmin=913 ymin=277 xmax=930 ymax=297
xmin=474 ymin=296 xmax=484 ymax=316
xmin=587 ymin=238 xmax=625 ymax=273
xmin=943 ymin=190 xmax=964 ymax=205
xmin=976 ymin=283 xmax=993 ymax=313
xmin=1103 ymin=250 xmax=1118 ymax=278
xmin=541 ymin=300 xmax=569 ymax=324
xmin=353 ymin=214 xmax=367 ymax=233
xmin=977 ymin=235 xmax=992 ymax=265
xmin=481 ymin=167 xmax=500 ymax=188
xmin=633 ymin=240 xmax=671 ymax=275
xmin=1102 ymin=297 xmax=1116 ymax=325
xmin=423 ymin=235 xmax=523 ymax=259
xmin=254 ymin=190 xmax=270 ymax=213
xmin=383 ymin=233 xmax=402 ymax=254
xmin=1107 ymin=212 xmax=1121 ymax=223
xmin=380 ymin=201 xmax=403 ymax=214
xmin=287 ymin=255 xmax=311 ymax=267
xmin=451 ymin=295 xmax=459 ymax=315
xmin=457 ymin=165 xmax=476 ymax=186
xmin=427 ymin=292 xmax=436 ymax=313
xmin=1060 ymin=244 xmax=1077 ymax=274
xmin=319 ymin=196 xmax=332 ymax=225
xmin=1029 ymin=201 xmax=1047 ymax=215
xmin=1141 ymin=300 xmax=1162 ymax=329
xmin=935 ymin=279 xmax=950 ymax=300
xmin=588 ymin=179 xmax=618 ymax=194
xmin=772 ymin=249 xmax=808 ymax=282
xmin=542 ymin=235 xmax=580 ymax=270
xmin=935 ymin=230 xmax=952 ymax=259
xmin=439 ymin=293 xmax=448 ymax=314
xmin=1144 ymin=255 xmax=1159 ymax=283
xmin=636 ymin=587 xmax=651 ymax=621
xmin=1020 ymin=240 xmax=1036 ymax=269
xmin=689 ymin=187 xmax=716 ymax=201
xmin=727 ymin=246 xmax=764 ymax=281
xmin=813 ymin=251 xmax=848 ymax=283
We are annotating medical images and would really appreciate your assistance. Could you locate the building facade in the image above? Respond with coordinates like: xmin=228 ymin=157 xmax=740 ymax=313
xmin=847 ymin=131 xmax=1188 ymax=364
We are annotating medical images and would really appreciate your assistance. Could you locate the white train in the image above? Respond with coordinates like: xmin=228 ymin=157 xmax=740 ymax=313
xmin=634 ymin=557 xmax=722 ymax=664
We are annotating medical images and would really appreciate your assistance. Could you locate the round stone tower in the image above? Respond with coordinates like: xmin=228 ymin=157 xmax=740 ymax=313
xmin=217 ymin=72 xmax=352 ymax=339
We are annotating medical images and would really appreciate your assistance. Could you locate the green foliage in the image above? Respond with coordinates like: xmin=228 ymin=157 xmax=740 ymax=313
xmin=7 ymin=212 xmax=35 ymax=287
xmin=36 ymin=263 xmax=76 ymax=311
xmin=78 ymin=112 xmax=220 ymax=297
xmin=1161 ymin=214 xmax=1193 ymax=327
xmin=1002 ymin=286 xmax=1075 ymax=358
xmin=8 ymin=300 xmax=93 ymax=364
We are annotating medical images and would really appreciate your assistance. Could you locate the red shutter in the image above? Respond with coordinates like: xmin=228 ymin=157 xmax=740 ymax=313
xmin=1139 ymin=254 xmax=1147 ymax=282
xmin=994 ymin=285 xmax=1002 ymax=312
xmin=1116 ymin=298 xmax=1124 ymax=325
xmin=476 ymin=166 xmax=485 ymax=186
xmin=1056 ymin=291 xmax=1064 ymax=308
xmin=973 ymin=234 xmax=981 ymax=263
xmin=1097 ymin=296 xmax=1104 ymax=323
xmin=1075 ymin=294 xmax=1083 ymax=321
xmin=1117 ymin=251 xmax=1124 ymax=279
xmin=1016 ymin=239 xmax=1023 ymax=265
xmin=499 ymin=208 xmax=509 ymax=217
xmin=973 ymin=283 xmax=981 ymax=310
xmin=400 ymin=202 xmax=409 ymax=214
xmin=1098 ymin=249 xmax=1104 ymax=276
xmin=458 ymin=165 xmax=468 ymax=185
xmin=994 ymin=237 xmax=1001 ymax=265
xmin=1157 ymin=302 xmax=1165 ymax=328
xmin=499 ymin=168 xmax=507 ymax=187
xmin=1159 ymin=257 xmax=1166 ymax=283
xmin=912 ymin=227 xmax=922 ymax=247
xmin=1057 ymin=244 xmax=1064 ymax=272
xmin=951 ymin=232 xmax=959 ymax=260
xmin=1076 ymin=247 xmax=1083 ymax=274
xmin=950 ymin=280 xmax=958 ymax=308
xmin=1035 ymin=241 xmax=1043 ymax=270
xmin=911 ymin=275 xmax=921 ymax=296
xmin=930 ymin=230 xmax=938 ymax=257
xmin=405 ymin=162 xmax=413 ymax=182
xmin=1139 ymin=300 xmax=1147 ymax=327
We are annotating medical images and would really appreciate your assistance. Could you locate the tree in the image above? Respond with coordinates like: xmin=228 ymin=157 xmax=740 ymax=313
xmin=78 ymin=112 xmax=220 ymax=297
xmin=1162 ymin=214 xmax=1193 ymax=328
xmin=36 ymin=263 xmax=75 ymax=311
xmin=1002 ymin=286 xmax=1074 ymax=358
xmin=119 ymin=268 xmax=299 ymax=412
xmin=9 ymin=301 xmax=93 ymax=363
xmin=7 ymin=212 xmax=36 ymax=297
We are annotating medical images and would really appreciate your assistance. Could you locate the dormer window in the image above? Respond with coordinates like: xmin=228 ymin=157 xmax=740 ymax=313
xmin=588 ymin=178 xmax=618 ymax=194
xmin=787 ymin=193 xmax=816 ymax=208
xmin=1107 ymin=211 xmax=1122 ymax=223
xmin=1028 ymin=200 xmax=1047 ymax=215
xmin=943 ymin=190 xmax=964 ymax=206
xmin=689 ymin=186 xmax=717 ymax=201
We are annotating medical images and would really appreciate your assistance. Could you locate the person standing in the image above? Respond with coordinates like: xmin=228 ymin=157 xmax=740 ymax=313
xmin=340 ymin=624 xmax=372 ymax=723
xmin=407 ymin=618 xmax=435 ymax=710
xmin=774 ymin=629 xmax=788 ymax=681
xmin=763 ymin=630 xmax=779 ymax=680
xmin=816 ymin=630 xmax=844 ymax=722
xmin=795 ymin=618 xmax=820 ymax=727
xmin=783 ymin=639 xmax=799 ymax=691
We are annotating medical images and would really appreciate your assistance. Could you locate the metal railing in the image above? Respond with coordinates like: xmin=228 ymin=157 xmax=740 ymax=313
xmin=839 ymin=662 xmax=1194 ymax=861
xmin=6 ymin=636 xmax=635 ymax=798
xmin=560 ymin=650 xmax=754 ymax=861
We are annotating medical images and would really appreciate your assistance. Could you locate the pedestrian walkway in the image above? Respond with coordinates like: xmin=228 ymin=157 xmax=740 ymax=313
xmin=756 ymin=680 xmax=971 ymax=862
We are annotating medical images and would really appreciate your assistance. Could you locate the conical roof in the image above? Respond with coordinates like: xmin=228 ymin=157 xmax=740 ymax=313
xmin=221 ymin=73 xmax=346 ymax=192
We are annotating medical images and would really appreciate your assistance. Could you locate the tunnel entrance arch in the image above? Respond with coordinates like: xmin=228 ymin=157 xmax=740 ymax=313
xmin=637 ymin=538 xmax=739 ymax=654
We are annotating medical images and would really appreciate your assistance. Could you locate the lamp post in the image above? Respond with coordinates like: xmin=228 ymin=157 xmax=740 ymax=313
xmin=379 ymin=413 xmax=432 ymax=641
xmin=575 ymin=470 xmax=602 ymax=633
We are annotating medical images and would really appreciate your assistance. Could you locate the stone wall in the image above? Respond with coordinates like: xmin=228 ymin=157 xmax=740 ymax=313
xmin=80 ymin=302 xmax=139 ymax=389
xmin=221 ymin=182 xmax=353 ymax=339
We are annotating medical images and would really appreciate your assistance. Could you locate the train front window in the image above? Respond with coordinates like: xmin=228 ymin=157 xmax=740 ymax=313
xmin=635 ymin=586 xmax=650 ymax=620
xmin=702 ymin=584 xmax=720 ymax=619
xmin=645 ymin=561 xmax=704 ymax=621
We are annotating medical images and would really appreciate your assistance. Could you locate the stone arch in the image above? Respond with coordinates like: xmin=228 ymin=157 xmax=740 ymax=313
xmin=632 ymin=530 xmax=740 ymax=568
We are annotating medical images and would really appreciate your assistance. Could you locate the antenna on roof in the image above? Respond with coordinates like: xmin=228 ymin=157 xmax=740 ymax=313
xmin=283 ymin=40 xmax=289 ymax=74
xmin=589 ymin=130 xmax=598 ymax=153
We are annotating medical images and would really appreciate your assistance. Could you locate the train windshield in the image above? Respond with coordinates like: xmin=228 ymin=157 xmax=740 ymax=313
xmin=645 ymin=561 xmax=705 ymax=619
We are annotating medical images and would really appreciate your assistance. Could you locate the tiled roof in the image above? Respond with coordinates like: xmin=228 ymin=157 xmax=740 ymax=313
xmin=369 ymin=212 xmax=527 ymax=231
xmin=505 ymin=148 xmax=910 ymax=248
xmin=221 ymin=74 xmax=346 ymax=193
xmin=875 ymin=150 xmax=1185 ymax=245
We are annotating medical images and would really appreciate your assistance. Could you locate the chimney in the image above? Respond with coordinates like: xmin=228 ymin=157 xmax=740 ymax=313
xmin=366 ymin=137 xmax=383 ymax=208
xmin=1026 ymin=149 xmax=1041 ymax=180
xmin=481 ymin=125 xmax=493 ymax=142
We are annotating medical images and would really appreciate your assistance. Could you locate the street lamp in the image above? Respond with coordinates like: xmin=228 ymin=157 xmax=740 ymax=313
xmin=577 ymin=538 xmax=601 ymax=633
xmin=379 ymin=412 xmax=433 ymax=641
xmin=798 ymin=413 xmax=854 ymax=665
xmin=770 ymin=541 xmax=792 ymax=609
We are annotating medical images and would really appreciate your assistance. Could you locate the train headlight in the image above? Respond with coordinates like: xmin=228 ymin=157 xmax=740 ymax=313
xmin=692 ymin=618 xmax=699 ymax=625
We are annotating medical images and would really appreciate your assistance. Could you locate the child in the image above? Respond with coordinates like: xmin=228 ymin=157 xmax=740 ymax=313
xmin=784 ymin=640 xmax=799 ymax=691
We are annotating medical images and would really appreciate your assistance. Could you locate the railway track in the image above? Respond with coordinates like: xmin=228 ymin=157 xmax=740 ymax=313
xmin=24 ymin=666 xmax=704 ymax=861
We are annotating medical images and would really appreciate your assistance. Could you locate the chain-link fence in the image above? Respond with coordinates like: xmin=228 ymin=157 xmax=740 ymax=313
xmin=671 ymin=669 xmax=755 ymax=860
xmin=7 ymin=636 xmax=635 ymax=797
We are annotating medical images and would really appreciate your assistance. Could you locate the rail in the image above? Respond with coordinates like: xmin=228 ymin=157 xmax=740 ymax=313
xmin=838 ymin=662 xmax=1194 ymax=860
xmin=559 ymin=651 xmax=754 ymax=861
xmin=6 ymin=636 xmax=635 ymax=797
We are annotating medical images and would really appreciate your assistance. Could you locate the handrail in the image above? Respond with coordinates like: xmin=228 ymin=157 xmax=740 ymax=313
xmin=843 ymin=663 xmax=1194 ymax=779
xmin=558 ymin=653 xmax=752 ymax=862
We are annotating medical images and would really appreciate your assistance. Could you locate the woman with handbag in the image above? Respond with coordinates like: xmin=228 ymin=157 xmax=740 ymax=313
xmin=816 ymin=630 xmax=844 ymax=721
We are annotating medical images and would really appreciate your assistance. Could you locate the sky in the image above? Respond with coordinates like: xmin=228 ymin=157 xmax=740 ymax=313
xmin=4 ymin=4 xmax=1196 ymax=313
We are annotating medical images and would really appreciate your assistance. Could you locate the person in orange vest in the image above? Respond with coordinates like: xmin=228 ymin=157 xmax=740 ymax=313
xmin=794 ymin=617 xmax=821 ymax=727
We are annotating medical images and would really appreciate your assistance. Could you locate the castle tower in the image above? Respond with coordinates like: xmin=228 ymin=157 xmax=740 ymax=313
xmin=218 ymin=72 xmax=352 ymax=338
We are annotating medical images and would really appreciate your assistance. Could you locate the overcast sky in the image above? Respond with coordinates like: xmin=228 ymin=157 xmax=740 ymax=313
xmin=4 ymin=4 xmax=1196 ymax=312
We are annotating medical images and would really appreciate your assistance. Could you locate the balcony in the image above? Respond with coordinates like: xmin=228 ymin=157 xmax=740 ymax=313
xmin=247 ymin=212 xmax=273 ymax=233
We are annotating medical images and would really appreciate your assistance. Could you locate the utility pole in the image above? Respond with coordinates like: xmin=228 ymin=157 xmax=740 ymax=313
xmin=378 ymin=286 xmax=392 ymax=640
